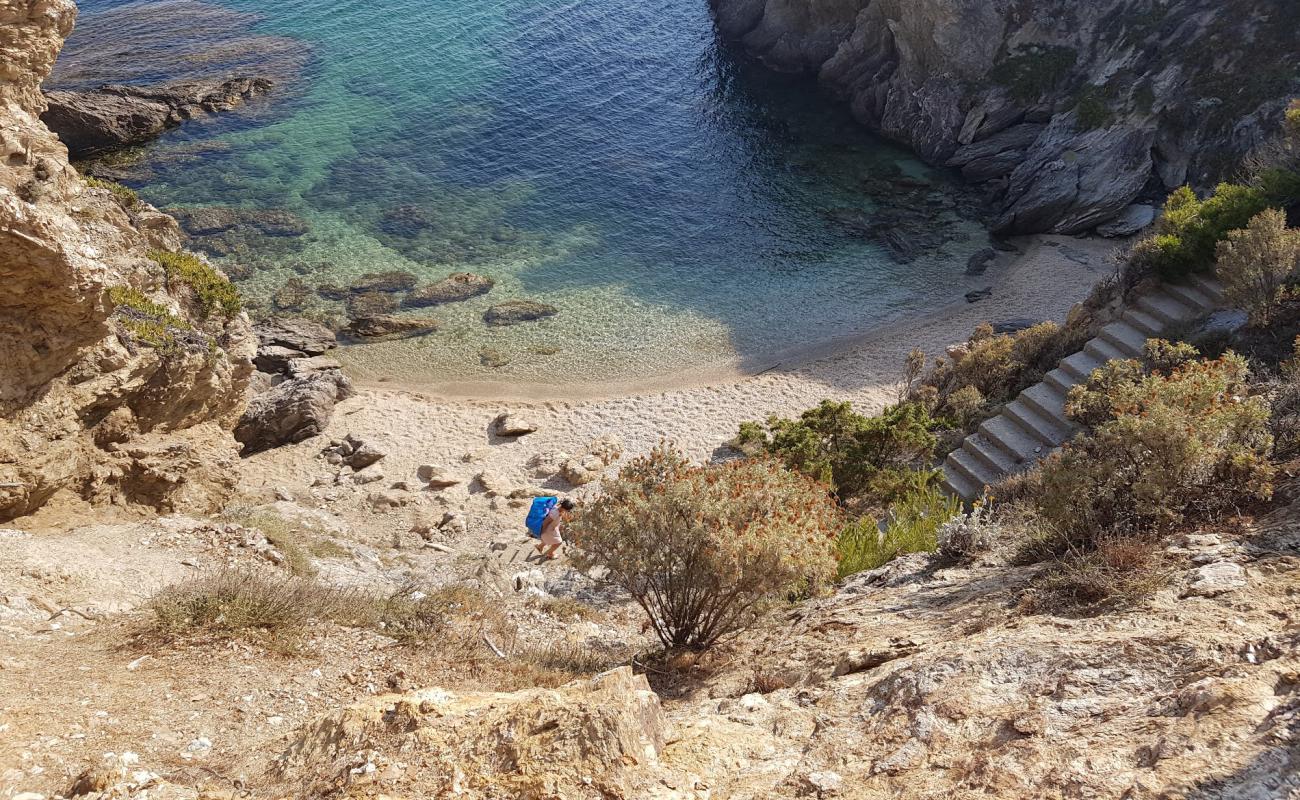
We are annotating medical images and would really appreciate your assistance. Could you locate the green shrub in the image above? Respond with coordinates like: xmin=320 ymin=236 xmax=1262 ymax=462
xmin=84 ymin=176 xmax=139 ymax=209
xmin=835 ymin=477 xmax=959 ymax=579
xmin=1133 ymin=183 xmax=1273 ymax=279
xmin=736 ymin=400 xmax=936 ymax=506
xmin=989 ymin=45 xmax=1078 ymax=101
xmin=567 ymin=444 xmax=840 ymax=650
xmin=1035 ymin=351 xmax=1273 ymax=548
xmin=148 ymin=249 xmax=242 ymax=320
xmin=1258 ymin=168 xmax=1300 ymax=207
xmin=1215 ymin=209 xmax=1300 ymax=326
xmin=1074 ymin=85 xmax=1113 ymax=129
xmin=919 ymin=321 xmax=1079 ymax=428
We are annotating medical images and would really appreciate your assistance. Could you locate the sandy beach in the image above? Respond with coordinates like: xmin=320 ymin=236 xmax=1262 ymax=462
xmin=239 ymin=234 xmax=1118 ymax=534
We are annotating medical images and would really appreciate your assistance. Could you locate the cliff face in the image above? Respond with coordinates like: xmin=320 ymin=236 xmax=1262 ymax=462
xmin=711 ymin=0 xmax=1300 ymax=233
xmin=0 ymin=0 xmax=254 ymax=522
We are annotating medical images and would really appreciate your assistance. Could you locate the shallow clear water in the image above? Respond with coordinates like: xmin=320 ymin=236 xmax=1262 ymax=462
xmin=63 ymin=0 xmax=988 ymax=387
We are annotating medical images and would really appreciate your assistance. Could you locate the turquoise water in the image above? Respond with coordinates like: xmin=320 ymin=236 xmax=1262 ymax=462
xmin=62 ymin=0 xmax=988 ymax=387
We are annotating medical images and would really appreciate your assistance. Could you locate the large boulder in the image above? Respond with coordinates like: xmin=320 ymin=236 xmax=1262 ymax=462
xmin=404 ymin=272 xmax=495 ymax=308
xmin=483 ymin=299 xmax=558 ymax=326
xmin=41 ymin=77 xmax=272 ymax=158
xmin=271 ymin=667 xmax=667 ymax=799
xmin=39 ymin=89 xmax=172 ymax=158
xmin=254 ymin=317 xmax=337 ymax=357
xmin=234 ymin=372 xmax=354 ymax=454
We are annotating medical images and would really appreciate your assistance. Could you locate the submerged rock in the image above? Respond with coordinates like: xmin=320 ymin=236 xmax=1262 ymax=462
xmin=271 ymin=277 xmax=312 ymax=312
xmin=345 ymin=291 xmax=398 ymax=319
xmin=965 ymin=247 xmax=997 ymax=275
xmin=42 ymin=77 xmax=272 ymax=158
xmin=483 ymin=299 xmax=558 ymax=326
xmin=316 ymin=282 xmax=348 ymax=301
xmin=404 ymin=272 xmax=495 ymax=307
xmin=479 ymin=347 xmax=510 ymax=368
xmin=349 ymin=270 xmax=418 ymax=294
xmin=343 ymin=314 xmax=439 ymax=340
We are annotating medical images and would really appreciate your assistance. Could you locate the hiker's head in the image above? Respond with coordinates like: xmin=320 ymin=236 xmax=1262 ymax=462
xmin=559 ymin=498 xmax=576 ymax=517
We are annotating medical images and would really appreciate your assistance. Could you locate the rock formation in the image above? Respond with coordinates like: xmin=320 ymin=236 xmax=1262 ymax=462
xmin=236 ymin=318 xmax=353 ymax=454
xmin=0 ymin=0 xmax=254 ymax=521
xmin=272 ymin=667 xmax=668 ymax=799
xmin=42 ymin=76 xmax=272 ymax=159
xmin=710 ymin=0 xmax=1300 ymax=234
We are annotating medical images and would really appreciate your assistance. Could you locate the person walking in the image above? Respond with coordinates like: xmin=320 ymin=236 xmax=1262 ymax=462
xmin=534 ymin=498 xmax=575 ymax=561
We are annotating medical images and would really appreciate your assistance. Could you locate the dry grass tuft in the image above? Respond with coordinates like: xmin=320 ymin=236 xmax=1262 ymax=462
xmin=145 ymin=568 xmax=366 ymax=649
xmin=526 ymin=595 xmax=603 ymax=622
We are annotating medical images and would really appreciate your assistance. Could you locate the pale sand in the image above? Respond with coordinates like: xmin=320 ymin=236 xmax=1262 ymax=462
xmin=240 ymin=235 xmax=1116 ymax=526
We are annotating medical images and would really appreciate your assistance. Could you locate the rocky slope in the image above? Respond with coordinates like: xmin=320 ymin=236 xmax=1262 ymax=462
xmin=710 ymin=0 xmax=1300 ymax=234
xmin=0 ymin=0 xmax=253 ymax=522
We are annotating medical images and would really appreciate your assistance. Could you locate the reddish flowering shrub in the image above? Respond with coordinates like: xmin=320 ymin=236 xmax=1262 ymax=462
xmin=568 ymin=444 xmax=839 ymax=650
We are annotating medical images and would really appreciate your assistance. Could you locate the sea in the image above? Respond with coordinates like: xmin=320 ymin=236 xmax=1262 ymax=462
xmin=55 ymin=0 xmax=990 ymax=389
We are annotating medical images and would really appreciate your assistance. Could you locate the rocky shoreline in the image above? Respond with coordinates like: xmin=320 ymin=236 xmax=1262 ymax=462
xmin=709 ymin=0 xmax=1300 ymax=235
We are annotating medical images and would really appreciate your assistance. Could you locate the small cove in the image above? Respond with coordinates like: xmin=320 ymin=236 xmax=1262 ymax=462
xmin=59 ymin=0 xmax=994 ymax=387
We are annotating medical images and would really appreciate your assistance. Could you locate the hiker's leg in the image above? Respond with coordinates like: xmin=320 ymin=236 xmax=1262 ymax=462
xmin=541 ymin=542 xmax=560 ymax=560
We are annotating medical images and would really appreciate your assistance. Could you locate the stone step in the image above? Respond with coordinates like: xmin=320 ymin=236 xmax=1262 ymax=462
xmin=978 ymin=414 xmax=1046 ymax=466
xmin=1059 ymin=351 xmax=1103 ymax=383
xmin=1099 ymin=320 xmax=1150 ymax=358
xmin=1084 ymin=336 xmax=1130 ymax=365
xmin=1043 ymin=367 xmax=1075 ymax=395
xmin=1120 ymin=307 xmax=1164 ymax=337
xmin=1004 ymin=397 xmax=1074 ymax=447
xmin=1136 ymin=291 xmax=1194 ymax=326
xmin=963 ymin=431 xmax=1021 ymax=476
xmin=1164 ymin=281 xmax=1214 ymax=310
xmin=939 ymin=468 xmax=981 ymax=504
xmin=1191 ymin=275 xmax=1226 ymax=305
xmin=945 ymin=447 xmax=998 ymax=497
xmin=1020 ymin=382 xmax=1070 ymax=425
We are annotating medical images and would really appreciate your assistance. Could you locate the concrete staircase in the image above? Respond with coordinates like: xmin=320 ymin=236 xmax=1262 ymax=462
xmin=940 ymin=275 xmax=1227 ymax=502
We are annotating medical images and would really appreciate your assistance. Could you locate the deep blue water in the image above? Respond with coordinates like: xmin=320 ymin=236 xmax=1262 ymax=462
xmin=60 ymin=0 xmax=987 ymax=385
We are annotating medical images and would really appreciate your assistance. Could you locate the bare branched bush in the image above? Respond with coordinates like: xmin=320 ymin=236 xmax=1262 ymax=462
xmin=568 ymin=443 xmax=840 ymax=650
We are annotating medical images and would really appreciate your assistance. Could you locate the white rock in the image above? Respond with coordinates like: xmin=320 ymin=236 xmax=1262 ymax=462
xmin=1183 ymin=561 xmax=1246 ymax=598
xmin=493 ymin=412 xmax=539 ymax=437
xmin=351 ymin=468 xmax=385 ymax=485
xmin=1096 ymin=204 xmax=1156 ymax=237
xmin=806 ymin=770 xmax=844 ymax=795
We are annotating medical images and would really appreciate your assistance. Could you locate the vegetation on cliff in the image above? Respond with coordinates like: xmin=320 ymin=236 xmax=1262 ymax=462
xmin=148 ymin=249 xmax=242 ymax=320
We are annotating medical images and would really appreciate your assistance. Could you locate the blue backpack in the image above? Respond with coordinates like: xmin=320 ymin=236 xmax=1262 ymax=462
xmin=525 ymin=496 xmax=558 ymax=538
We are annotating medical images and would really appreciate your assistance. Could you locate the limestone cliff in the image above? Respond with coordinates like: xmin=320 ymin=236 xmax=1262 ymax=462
xmin=0 ymin=0 xmax=254 ymax=522
xmin=711 ymin=0 xmax=1300 ymax=233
